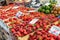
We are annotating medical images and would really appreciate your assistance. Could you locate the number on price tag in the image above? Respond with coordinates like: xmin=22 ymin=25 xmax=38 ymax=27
xmin=16 ymin=11 xmax=23 ymax=17
xmin=49 ymin=25 xmax=60 ymax=36
xmin=29 ymin=18 xmax=39 ymax=24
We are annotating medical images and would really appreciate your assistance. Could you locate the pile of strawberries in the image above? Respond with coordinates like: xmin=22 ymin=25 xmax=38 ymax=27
xmin=0 ymin=5 xmax=60 ymax=40
xmin=29 ymin=29 xmax=60 ymax=40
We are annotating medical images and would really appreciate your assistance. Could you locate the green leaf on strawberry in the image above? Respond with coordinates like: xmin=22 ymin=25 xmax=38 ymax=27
xmin=33 ymin=24 xmax=36 ymax=26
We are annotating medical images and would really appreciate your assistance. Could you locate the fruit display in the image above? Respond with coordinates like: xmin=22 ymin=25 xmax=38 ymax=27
xmin=29 ymin=30 xmax=59 ymax=40
xmin=51 ymin=7 xmax=60 ymax=16
xmin=3 ymin=12 xmax=60 ymax=40
xmin=0 ymin=3 xmax=60 ymax=40
xmin=0 ymin=6 xmax=34 ymax=20
xmin=38 ymin=4 xmax=53 ymax=14
xmin=38 ymin=0 xmax=60 ymax=17
xmin=28 ymin=20 xmax=60 ymax=40
xmin=38 ymin=3 xmax=60 ymax=17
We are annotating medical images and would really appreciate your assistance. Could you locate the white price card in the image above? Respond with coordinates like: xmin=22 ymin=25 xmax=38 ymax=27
xmin=12 ymin=6 xmax=19 ymax=9
xmin=16 ymin=11 xmax=23 ymax=17
xmin=29 ymin=18 xmax=39 ymax=24
xmin=45 ymin=3 xmax=50 ymax=6
xmin=49 ymin=25 xmax=60 ymax=36
xmin=35 ymin=3 xmax=40 ymax=6
xmin=28 ymin=10 xmax=36 ymax=12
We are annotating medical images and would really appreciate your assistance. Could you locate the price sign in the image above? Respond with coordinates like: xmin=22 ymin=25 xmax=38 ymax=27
xmin=16 ymin=11 xmax=23 ymax=17
xmin=45 ymin=3 xmax=50 ymax=6
xmin=35 ymin=3 xmax=40 ymax=6
xmin=12 ymin=6 xmax=19 ymax=9
xmin=49 ymin=25 xmax=60 ymax=36
xmin=29 ymin=18 xmax=39 ymax=24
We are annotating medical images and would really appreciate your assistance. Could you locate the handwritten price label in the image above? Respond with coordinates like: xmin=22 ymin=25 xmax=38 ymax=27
xmin=29 ymin=18 xmax=39 ymax=24
xmin=16 ymin=11 xmax=23 ymax=17
xmin=12 ymin=6 xmax=19 ymax=9
xmin=49 ymin=25 xmax=60 ymax=36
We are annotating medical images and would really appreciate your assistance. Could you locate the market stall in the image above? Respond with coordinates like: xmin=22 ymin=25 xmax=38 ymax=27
xmin=0 ymin=0 xmax=60 ymax=40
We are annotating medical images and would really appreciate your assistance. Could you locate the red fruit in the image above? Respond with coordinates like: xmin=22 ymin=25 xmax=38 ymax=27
xmin=11 ymin=28 xmax=15 ymax=32
xmin=33 ymin=27 xmax=36 ymax=30
xmin=39 ymin=36 xmax=43 ymax=40
xmin=34 ymin=39 xmax=37 ymax=40
xmin=57 ymin=24 xmax=60 ymax=27
xmin=23 ymin=29 xmax=27 ymax=35
xmin=41 ymin=30 xmax=45 ymax=34
xmin=24 ymin=31 xmax=27 ymax=35
xmin=49 ymin=34 xmax=54 ymax=37
xmin=29 ymin=33 xmax=33 ymax=37
xmin=36 ymin=24 xmax=40 ymax=28
xmin=4 ymin=21 xmax=8 ymax=23
xmin=33 ymin=35 xmax=37 ymax=39
xmin=17 ymin=31 xmax=21 ymax=36
xmin=50 ymin=38 xmax=55 ymax=40
xmin=13 ymin=24 xmax=16 ymax=28
xmin=19 ymin=28 xmax=23 ymax=32
xmin=44 ymin=25 xmax=47 ymax=28
xmin=53 ymin=35 xmax=57 ymax=39
xmin=28 ymin=27 xmax=32 ymax=31
xmin=13 ymin=18 xmax=17 ymax=20
xmin=14 ymin=34 xmax=19 ymax=37
xmin=57 ymin=35 xmax=60 ymax=40
xmin=9 ymin=18 xmax=12 ymax=22
xmin=36 ymin=31 xmax=41 ymax=35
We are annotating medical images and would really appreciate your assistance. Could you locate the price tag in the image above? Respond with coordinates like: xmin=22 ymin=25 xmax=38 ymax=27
xmin=28 ymin=10 xmax=36 ymax=12
xmin=29 ymin=18 xmax=39 ymax=24
xmin=12 ymin=6 xmax=19 ymax=9
xmin=49 ymin=25 xmax=60 ymax=36
xmin=35 ymin=3 xmax=40 ymax=6
xmin=45 ymin=3 xmax=50 ymax=6
xmin=31 ymin=2 xmax=36 ymax=5
xmin=16 ymin=11 xmax=23 ymax=17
